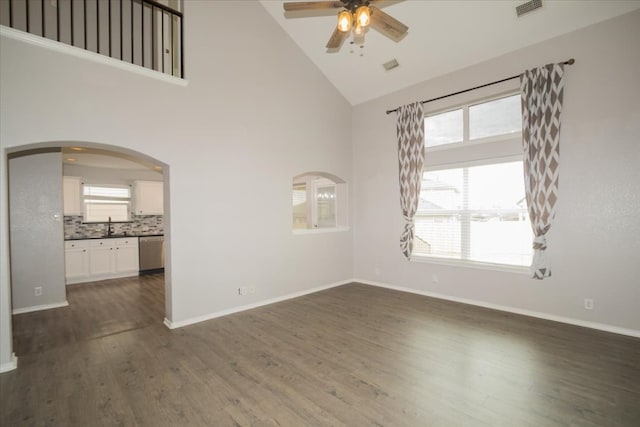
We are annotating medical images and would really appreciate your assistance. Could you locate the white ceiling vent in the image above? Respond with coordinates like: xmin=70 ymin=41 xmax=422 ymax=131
xmin=383 ymin=59 xmax=400 ymax=71
xmin=516 ymin=0 xmax=543 ymax=17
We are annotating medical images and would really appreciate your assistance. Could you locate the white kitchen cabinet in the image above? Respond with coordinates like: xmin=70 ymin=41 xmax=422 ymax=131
xmin=64 ymin=240 xmax=90 ymax=284
xmin=63 ymin=176 xmax=82 ymax=216
xmin=112 ymin=237 xmax=139 ymax=274
xmin=65 ymin=238 xmax=139 ymax=284
xmin=89 ymin=239 xmax=115 ymax=276
xmin=134 ymin=180 xmax=163 ymax=215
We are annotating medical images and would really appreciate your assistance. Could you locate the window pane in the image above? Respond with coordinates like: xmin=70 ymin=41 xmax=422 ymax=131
xmin=419 ymin=168 xmax=463 ymax=211
xmin=414 ymin=161 xmax=532 ymax=266
xmin=83 ymin=185 xmax=130 ymax=198
xmin=469 ymin=95 xmax=521 ymax=140
xmin=85 ymin=202 xmax=129 ymax=222
xmin=425 ymin=109 xmax=463 ymax=148
xmin=316 ymin=185 xmax=336 ymax=228
xmin=467 ymin=162 xmax=526 ymax=210
xmin=292 ymin=184 xmax=307 ymax=229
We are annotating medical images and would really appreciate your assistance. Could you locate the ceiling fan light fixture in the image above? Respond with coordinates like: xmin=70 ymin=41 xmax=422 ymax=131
xmin=355 ymin=5 xmax=371 ymax=28
xmin=337 ymin=10 xmax=352 ymax=32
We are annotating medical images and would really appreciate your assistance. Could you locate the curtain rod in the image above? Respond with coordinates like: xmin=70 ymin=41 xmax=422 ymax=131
xmin=385 ymin=58 xmax=575 ymax=115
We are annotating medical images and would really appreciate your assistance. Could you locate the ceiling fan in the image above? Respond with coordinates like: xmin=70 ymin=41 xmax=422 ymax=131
xmin=283 ymin=0 xmax=409 ymax=51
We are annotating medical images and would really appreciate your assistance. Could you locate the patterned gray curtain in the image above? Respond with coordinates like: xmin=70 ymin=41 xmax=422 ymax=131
xmin=520 ymin=63 xmax=565 ymax=279
xmin=397 ymin=102 xmax=425 ymax=259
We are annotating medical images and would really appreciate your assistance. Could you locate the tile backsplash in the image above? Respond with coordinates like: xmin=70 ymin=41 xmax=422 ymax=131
xmin=64 ymin=215 xmax=163 ymax=239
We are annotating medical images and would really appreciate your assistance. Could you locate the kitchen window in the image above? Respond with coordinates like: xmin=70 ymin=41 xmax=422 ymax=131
xmin=414 ymin=93 xmax=532 ymax=270
xmin=83 ymin=184 xmax=131 ymax=222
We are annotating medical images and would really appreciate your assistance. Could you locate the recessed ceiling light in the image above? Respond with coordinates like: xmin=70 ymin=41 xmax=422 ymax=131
xmin=153 ymin=166 xmax=162 ymax=170
xmin=70 ymin=147 xmax=85 ymax=151
xmin=65 ymin=158 xmax=77 ymax=162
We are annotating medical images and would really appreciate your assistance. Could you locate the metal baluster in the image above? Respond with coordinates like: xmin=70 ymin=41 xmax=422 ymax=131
xmin=56 ymin=0 xmax=60 ymax=40
xmin=108 ymin=0 xmax=111 ymax=57
xmin=83 ymin=0 xmax=87 ymax=49
xmin=71 ymin=0 xmax=74 ymax=45
xmin=141 ymin=0 xmax=144 ymax=67
xmin=96 ymin=0 xmax=99 ymax=53
xmin=26 ymin=0 xmax=30 ymax=33
xmin=120 ymin=0 xmax=123 ymax=59
xmin=41 ymin=0 xmax=44 ymax=37
xmin=161 ymin=9 xmax=164 ymax=73
xmin=130 ymin=0 xmax=134 ymax=63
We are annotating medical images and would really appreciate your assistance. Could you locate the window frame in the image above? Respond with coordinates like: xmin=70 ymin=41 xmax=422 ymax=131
xmin=413 ymin=91 xmax=531 ymax=274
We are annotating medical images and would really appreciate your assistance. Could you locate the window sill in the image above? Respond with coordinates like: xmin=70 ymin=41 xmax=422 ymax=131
xmin=410 ymin=254 xmax=530 ymax=275
xmin=293 ymin=226 xmax=350 ymax=235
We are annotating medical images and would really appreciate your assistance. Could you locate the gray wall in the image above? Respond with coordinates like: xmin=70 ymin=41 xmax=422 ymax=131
xmin=0 ymin=0 xmax=353 ymax=367
xmin=352 ymin=10 xmax=640 ymax=333
xmin=8 ymin=151 xmax=66 ymax=311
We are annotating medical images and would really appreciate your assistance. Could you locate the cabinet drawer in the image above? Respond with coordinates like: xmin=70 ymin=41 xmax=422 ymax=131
xmin=65 ymin=240 xmax=89 ymax=250
xmin=111 ymin=237 xmax=138 ymax=247
xmin=90 ymin=239 xmax=115 ymax=249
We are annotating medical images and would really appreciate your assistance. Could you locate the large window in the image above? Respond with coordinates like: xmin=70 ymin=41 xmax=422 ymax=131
xmin=415 ymin=93 xmax=532 ymax=268
xmin=83 ymin=184 xmax=131 ymax=223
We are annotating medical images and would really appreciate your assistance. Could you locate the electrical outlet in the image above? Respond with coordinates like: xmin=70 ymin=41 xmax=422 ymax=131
xmin=238 ymin=286 xmax=248 ymax=296
xmin=584 ymin=298 xmax=594 ymax=310
xmin=34 ymin=287 xmax=43 ymax=296
xmin=432 ymin=274 xmax=439 ymax=283
xmin=249 ymin=286 xmax=256 ymax=295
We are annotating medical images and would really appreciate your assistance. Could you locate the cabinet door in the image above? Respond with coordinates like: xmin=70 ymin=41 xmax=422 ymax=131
xmin=113 ymin=238 xmax=139 ymax=273
xmin=64 ymin=242 xmax=89 ymax=283
xmin=134 ymin=181 xmax=163 ymax=215
xmin=63 ymin=176 xmax=82 ymax=216
xmin=89 ymin=241 xmax=115 ymax=275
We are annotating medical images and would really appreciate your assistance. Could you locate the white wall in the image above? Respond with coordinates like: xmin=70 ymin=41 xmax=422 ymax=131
xmin=352 ymin=10 xmax=640 ymax=333
xmin=0 ymin=1 xmax=353 ymax=367
xmin=8 ymin=150 xmax=66 ymax=311
xmin=63 ymin=164 xmax=162 ymax=185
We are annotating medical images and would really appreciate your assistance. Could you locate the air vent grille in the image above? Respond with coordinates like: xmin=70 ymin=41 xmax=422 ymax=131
xmin=516 ymin=0 xmax=542 ymax=17
xmin=383 ymin=59 xmax=399 ymax=71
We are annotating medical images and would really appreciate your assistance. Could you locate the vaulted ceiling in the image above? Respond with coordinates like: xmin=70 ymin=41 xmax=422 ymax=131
xmin=259 ymin=1 xmax=640 ymax=105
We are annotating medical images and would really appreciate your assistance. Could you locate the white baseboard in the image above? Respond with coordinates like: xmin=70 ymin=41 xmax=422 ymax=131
xmin=66 ymin=271 xmax=139 ymax=285
xmin=356 ymin=279 xmax=640 ymax=338
xmin=12 ymin=300 xmax=69 ymax=315
xmin=164 ymin=280 xmax=351 ymax=330
xmin=0 ymin=353 xmax=18 ymax=373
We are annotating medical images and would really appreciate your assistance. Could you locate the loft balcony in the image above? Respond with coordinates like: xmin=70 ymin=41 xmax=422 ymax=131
xmin=0 ymin=0 xmax=184 ymax=78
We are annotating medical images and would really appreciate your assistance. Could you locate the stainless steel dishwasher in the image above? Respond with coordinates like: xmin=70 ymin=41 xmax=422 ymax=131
xmin=139 ymin=236 xmax=164 ymax=274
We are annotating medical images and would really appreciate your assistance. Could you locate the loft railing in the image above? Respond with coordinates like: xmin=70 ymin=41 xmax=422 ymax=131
xmin=0 ymin=0 xmax=184 ymax=78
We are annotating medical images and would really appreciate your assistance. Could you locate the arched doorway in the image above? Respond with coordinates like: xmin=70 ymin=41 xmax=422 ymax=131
xmin=4 ymin=141 xmax=172 ymax=357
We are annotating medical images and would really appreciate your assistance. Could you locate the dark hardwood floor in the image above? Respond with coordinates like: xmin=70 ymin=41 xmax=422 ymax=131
xmin=1 ymin=279 xmax=639 ymax=426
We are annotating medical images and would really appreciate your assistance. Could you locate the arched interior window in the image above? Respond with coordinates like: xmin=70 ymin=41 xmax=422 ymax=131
xmin=292 ymin=172 xmax=348 ymax=232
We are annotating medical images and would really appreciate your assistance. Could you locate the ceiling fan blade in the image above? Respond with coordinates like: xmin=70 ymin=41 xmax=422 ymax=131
xmin=326 ymin=27 xmax=349 ymax=50
xmin=283 ymin=1 xmax=345 ymax=12
xmin=369 ymin=5 xmax=409 ymax=40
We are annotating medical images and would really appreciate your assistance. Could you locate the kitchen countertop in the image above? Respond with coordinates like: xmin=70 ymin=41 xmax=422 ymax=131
xmin=65 ymin=234 xmax=164 ymax=241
